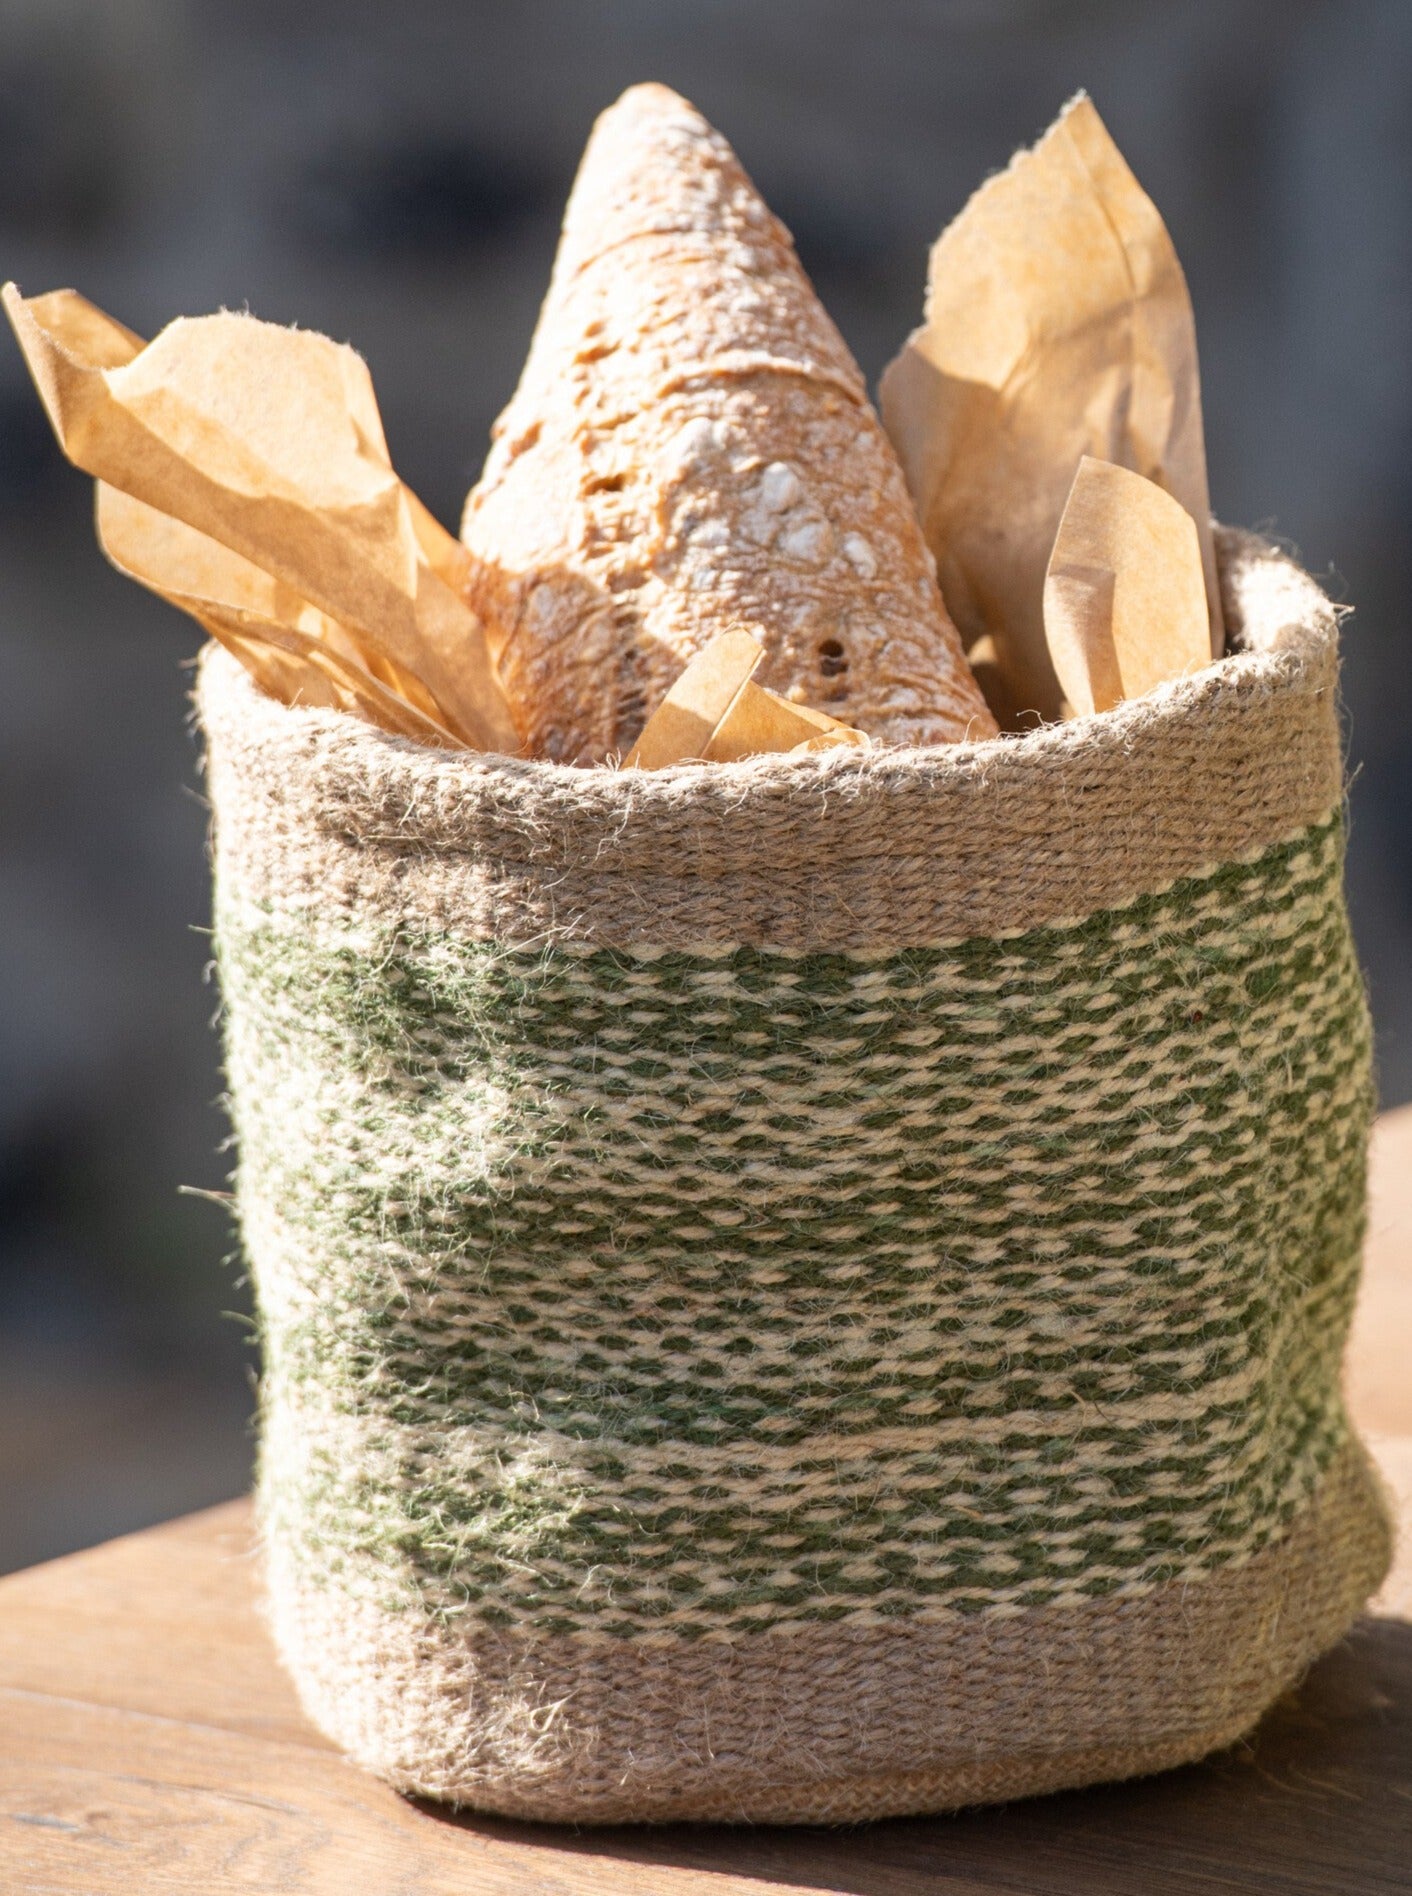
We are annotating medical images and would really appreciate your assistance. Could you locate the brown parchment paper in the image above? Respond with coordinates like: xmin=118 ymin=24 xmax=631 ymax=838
xmin=2 ymin=284 xmax=518 ymax=752
xmin=624 ymin=630 xmax=868 ymax=768
xmin=880 ymin=93 xmax=1222 ymax=727
xmin=97 ymin=484 xmax=463 ymax=745
xmin=703 ymin=685 xmax=868 ymax=763
xmin=1043 ymin=457 xmax=1213 ymax=716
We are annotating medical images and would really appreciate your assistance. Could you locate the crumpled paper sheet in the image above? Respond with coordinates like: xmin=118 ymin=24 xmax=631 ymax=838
xmin=880 ymin=92 xmax=1222 ymax=727
xmin=97 ymin=484 xmax=462 ymax=745
xmin=2 ymin=283 xmax=519 ymax=752
xmin=1044 ymin=457 xmax=1213 ymax=716
xmin=623 ymin=628 xmax=869 ymax=768
xmin=4 ymin=282 xmax=868 ymax=765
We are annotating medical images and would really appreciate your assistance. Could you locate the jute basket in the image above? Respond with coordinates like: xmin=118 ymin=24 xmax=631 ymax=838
xmin=200 ymin=528 xmax=1391 ymax=1825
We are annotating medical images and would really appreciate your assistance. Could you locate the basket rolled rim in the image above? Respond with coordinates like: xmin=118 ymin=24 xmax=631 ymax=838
xmin=200 ymin=526 xmax=1336 ymax=800
xmin=199 ymin=527 xmax=1345 ymax=971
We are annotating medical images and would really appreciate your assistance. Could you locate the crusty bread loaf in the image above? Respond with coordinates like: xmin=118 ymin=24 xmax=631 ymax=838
xmin=461 ymin=83 xmax=996 ymax=763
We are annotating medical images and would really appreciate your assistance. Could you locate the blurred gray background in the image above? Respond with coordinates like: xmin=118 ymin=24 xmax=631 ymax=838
xmin=1 ymin=0 xmax=1409 ymax=1573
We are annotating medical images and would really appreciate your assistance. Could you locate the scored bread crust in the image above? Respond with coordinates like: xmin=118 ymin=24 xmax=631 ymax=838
xmin=461 ymin=82 xmax=996 ymax=764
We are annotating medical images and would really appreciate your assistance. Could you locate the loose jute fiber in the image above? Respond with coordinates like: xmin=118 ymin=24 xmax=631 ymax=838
xmin=200 ymin=528 xmax=1391 ymax=1825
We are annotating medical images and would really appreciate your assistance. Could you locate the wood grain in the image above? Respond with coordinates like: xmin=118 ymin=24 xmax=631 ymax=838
xmin=1 ymin=1115 xmax=1410 ymax=1893
xmin=1350 ymin=1102 xmax=1412 ymax=1437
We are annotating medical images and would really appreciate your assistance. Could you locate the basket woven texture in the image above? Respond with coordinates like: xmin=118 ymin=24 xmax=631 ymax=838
xmin=200 ymin=528 xmax=1391 ymax=1824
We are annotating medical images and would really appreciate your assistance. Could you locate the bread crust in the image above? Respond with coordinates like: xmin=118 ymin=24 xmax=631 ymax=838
xmin=462 ymin=83 xmax=996 ymax=763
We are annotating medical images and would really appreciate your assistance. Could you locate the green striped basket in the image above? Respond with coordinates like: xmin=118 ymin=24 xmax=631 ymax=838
xmin=200 ymin=527 xmax=1390 ymax=1824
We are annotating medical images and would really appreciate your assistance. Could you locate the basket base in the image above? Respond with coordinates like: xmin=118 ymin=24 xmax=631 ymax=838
xmin=262 ymin=1439 xmax=1390 ymax=1826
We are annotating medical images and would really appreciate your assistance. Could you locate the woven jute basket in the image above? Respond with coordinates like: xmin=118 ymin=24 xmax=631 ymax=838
xmin=200 ymin=528 xmax=1391 ymax=1825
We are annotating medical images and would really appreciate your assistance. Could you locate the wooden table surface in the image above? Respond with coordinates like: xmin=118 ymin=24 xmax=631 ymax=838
xmin=3 ymin=1114 xmax=1411 ymax=1895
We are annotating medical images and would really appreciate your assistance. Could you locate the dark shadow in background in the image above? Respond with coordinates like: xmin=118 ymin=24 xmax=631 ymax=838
xmin=1 ymin=0 xmax=1409 ymax=1572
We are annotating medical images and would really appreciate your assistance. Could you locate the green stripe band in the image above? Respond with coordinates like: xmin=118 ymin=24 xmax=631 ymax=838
xmin=220 ymin=815 xmax=1372 ymax=1637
